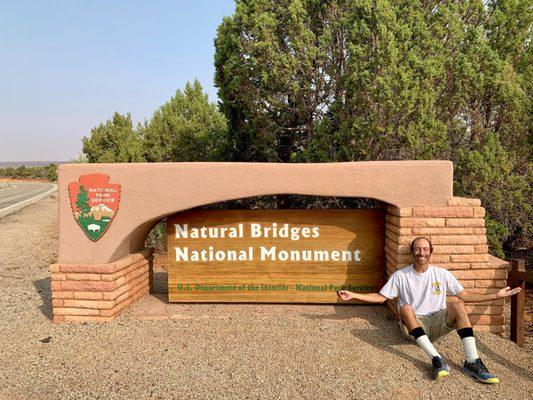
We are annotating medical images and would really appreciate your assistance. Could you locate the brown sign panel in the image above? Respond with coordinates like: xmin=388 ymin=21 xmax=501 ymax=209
xmin=168 ymin=210 xmax=385 ymax=303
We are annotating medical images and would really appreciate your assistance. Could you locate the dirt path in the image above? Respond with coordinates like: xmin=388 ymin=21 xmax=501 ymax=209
xmin=0 ymin=196 xmax=531 ymax=400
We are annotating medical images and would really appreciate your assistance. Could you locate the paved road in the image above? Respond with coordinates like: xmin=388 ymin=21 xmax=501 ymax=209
xmin=0 ymin=182 xmax=57 ymax=217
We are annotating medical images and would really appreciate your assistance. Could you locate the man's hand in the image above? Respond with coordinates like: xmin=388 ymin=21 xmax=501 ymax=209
xmin=497 ymin=286 xmax=522 ymax=298
xmin=337 ymin=290 xmax=354 ymax=301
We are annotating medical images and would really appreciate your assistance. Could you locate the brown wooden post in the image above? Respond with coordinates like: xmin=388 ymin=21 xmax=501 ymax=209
xmin=508 ymin=259 xmax=526 ymax=346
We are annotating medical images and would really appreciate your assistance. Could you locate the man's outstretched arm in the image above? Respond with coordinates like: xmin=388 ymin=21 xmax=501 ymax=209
xmin=337 ymin=290 xmax=389 ymax=303
xmin=456 ymin=286 xmax=522 ymax=303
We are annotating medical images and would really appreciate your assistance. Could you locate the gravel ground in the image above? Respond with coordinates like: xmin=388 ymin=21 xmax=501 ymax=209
xmin=0 ymin=196 xmax=531 ymax=400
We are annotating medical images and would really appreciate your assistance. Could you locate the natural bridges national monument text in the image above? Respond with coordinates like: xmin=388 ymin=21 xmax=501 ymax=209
xmin=167 ymin=209 xmax=385 ymax=303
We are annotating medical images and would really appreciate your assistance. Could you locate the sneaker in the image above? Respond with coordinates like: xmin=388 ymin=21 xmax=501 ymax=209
xmin=432 ymin=356 xmax=450 ymax=380
xmin=462 ymin=358 xmax=499 ymax=384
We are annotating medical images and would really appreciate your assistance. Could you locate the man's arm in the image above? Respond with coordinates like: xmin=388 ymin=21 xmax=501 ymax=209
xmin=337 ymin=290 xmax=389 ymax=304
xmin=456 ymin=286 xmax=522 ymax=303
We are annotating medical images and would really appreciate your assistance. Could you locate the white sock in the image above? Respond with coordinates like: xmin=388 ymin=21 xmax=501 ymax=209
xmin=415 ymin=335 xmax=441 ymax=359
xmin=461 ymin=336 xmax=479 ymax=362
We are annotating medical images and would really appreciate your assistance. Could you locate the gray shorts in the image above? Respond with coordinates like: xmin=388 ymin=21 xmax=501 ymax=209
xmin=399 ymin=308 xmax=455 ymax=342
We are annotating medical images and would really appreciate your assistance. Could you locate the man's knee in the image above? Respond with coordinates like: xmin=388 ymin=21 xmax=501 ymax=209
xmin=448 ymin=301 xmax=467 ymax=315
xmin=399 ymin=304 xmax=415 ymax=319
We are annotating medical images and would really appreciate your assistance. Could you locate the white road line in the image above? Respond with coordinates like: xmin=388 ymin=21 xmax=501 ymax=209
xmin=0 ymin=184 xmax=57 ymax=213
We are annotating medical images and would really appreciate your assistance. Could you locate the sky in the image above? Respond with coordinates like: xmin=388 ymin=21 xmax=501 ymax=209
xmin=0 ymin=0 xmax=235 ymax=162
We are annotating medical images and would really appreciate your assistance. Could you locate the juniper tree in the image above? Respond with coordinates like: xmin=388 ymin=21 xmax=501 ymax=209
xmin=82 ymin=112 xmax=144 ymax=163
xmin=141 ymin=80 xmax=227 ymax=162
xmin=214 ymin=0 xmax=531 ymax=252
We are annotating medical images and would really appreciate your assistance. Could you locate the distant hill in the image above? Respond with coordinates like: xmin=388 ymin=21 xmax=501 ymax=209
xmin=0 ymin=161 xmax=69 ymax=168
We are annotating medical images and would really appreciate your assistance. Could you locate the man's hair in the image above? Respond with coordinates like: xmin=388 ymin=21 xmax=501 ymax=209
xmin=410 ymin=237 xmax=433 ymax=254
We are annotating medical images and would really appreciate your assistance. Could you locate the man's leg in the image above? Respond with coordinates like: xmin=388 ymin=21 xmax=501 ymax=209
xmin=446 ymin=301 xmax=499 ymax=384
xmin=400 ymin=304 xmax=440 ymax=358
xmin=446 ymin=301 xmax=478 ymax=362
xmin=399 ymin=304 xmax=449 ymax=379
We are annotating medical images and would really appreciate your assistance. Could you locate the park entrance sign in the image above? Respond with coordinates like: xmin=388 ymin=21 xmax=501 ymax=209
xmin=49 ymin=161 xmax=508 ymax=332
xmin=168 ymin=210 xmax=384 ymax=302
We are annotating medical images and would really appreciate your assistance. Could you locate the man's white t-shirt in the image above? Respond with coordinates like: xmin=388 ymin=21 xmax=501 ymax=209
xmin=379 ymin=264 xmax=464 ymax=316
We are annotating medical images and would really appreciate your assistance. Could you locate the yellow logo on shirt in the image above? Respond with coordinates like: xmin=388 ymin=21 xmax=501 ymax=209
xmin=432 ymin=282 xmax=442 ymax=295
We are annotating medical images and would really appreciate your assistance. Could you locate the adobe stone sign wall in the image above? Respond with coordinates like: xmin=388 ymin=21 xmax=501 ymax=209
xmin=49 ymin=161 xmax=508 ymax=330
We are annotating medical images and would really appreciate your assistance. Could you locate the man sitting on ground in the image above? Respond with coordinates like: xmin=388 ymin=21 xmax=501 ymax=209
xmin=337 ymin=236 xmax=521 ymax=383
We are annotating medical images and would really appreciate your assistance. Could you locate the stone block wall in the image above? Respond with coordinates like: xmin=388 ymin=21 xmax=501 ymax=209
xmin=385 ymin=197 xmax=508 ymax=333
xmin=49 ymin=248 xmax=153 ymax=323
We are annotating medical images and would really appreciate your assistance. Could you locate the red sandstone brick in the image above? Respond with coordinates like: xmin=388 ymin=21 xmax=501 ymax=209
xmin=59 ymin=263 xmax=114 ymax=274
xmin=111 ymin=254 xmax=141 ymax=272
xmin=430 ymin=235 xmax=487 ymax=245
xmin=473 ymin=325 xmax=503 ymax=333
xmin=447 ymin=197 xmax=481 ymax=206
xmin=114 ymin=266 xmax=149 ymax=288
xmin=395 ymin=255 xmax=414 ymax=263
xmin=61 ymin=281 xmax=116 ymax=292
xmin=460 ymin=280 xmax=475 ymax=288
xmin=474 ymin=245 xmax=489 ymax=254
xmin=73 ymin=291 xmax=103 ymax=300
xmin=53 ymin=315 xmax=65 ymax=323
xmin=49 ymin=264 xmax=60 ymax=273
xmin=470 ymin=263 xmax=491 ymax=269
xmin=434 ymin=263 xmax=471 ymax=270
xmin=52 ymin=299 xmax=63 ymax=307
xmin=102 ymin=272 xmax=149 ymax=300
xmin=466 ymin=288 xmax=500 ymax=295
xmin=66 ymin=273 xmax=101 ymax=281
xmin=385 ymin=225 xmax=412 ymax=235
xmin=385 ymin=252 xmax=397 ymax=264
xmin=453 ymin=269 xmax=506 ymax=280
xmin=385 ymin=241 xmax=410 ymax=255
xmin=396 ymin=217 xmax=446 ymax=228
xmin=385 ymin=231 xmax=417 ymax=245
xmin=412 ymin=207 xmax=473 ymax=218
xmin=488 ymin=255 xmax=509 ymax=269
xmin=475 ymin=280 xmax=507 ymax=288
xmin=411 ymin=227 xmax=474 ymax=235
xmin=51 ymin=273 xmax=67 ymax=281
xmin=465 ymin=305 xmax=503 ymax=314
xmin=433 ymin=245 xmax=475 ymax=255
xmin=473 ymin=207 xmax=486 ymax=218
xmin=473 ymin=228 xmax=487 ymax=235
xmin=386 ymin=206 xmax=412 ymax=217
xmin=63 ymin=299 xmax=116 ymax=310
xmin=100 ymin=284 xmax=146 ymax=317
xmin=51 ymin=281 xmax=62 ymax=290
xmin=55 ymin=291 xmax=73 ymax=301
xmin=52 ymin=291 xmax=74 ymax=299
xmin=54 ymin=307 xmax=100 ymax=316
xmin=450 ymin=254 xmax=489 ymax=263
xmin=101 ymin=258 xmax=148 ymax=282
xmin=468 ymin=315 xmax=504 ymax=325
xmin=113 ymin=279 xmax=149 ymax=305
xmin=446 ymin=218 xmax=485 ymax=227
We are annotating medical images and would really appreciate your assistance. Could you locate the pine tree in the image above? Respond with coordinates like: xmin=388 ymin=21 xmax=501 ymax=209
xmin=76 ymin=186 xmax=91 ymax=216
xmin=141 ymin=80 xmax=227 ymax=162
xmin=82 ymin=112 xmax=144 ymax=163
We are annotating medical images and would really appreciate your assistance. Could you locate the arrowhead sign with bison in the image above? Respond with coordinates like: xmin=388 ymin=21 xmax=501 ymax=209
xmin=68 ymin=174 xmax=121 ymax=241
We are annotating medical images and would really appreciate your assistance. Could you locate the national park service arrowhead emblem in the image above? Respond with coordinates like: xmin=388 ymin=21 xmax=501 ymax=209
xmin=68 ymin=174 xmax=121 ymax=241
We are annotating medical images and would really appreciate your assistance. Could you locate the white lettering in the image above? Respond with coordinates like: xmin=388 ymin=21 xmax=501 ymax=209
xmin=175 ymin=224 xmax=188 ymax=239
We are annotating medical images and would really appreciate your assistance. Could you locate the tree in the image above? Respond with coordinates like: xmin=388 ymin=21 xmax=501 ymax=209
xmin=214 ymin=0 xmax=531 ymax=253
xmin=76 ymin=186 xmax=90 ymax=216
xmin=142 ymin=80 xmax=227 ymax=162
xmin=82 ymin=112 xmax=144 ymax=163
xmin=46 ymin=164 xmax=58 ymax=181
